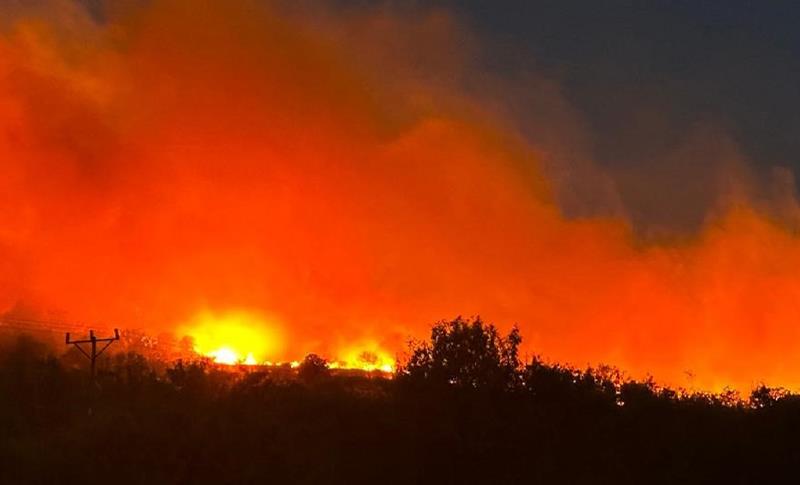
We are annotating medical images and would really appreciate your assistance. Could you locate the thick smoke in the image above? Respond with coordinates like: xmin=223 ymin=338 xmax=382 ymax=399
xmin=1 ymin=0 xmax=800 ymax=390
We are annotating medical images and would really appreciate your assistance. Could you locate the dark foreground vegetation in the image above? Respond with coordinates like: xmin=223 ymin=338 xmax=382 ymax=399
xmin=1 ymin=317 xmax=799 ymax=484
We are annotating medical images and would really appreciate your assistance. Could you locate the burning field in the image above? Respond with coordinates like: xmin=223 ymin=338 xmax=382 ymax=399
xmin=2 ymin=0 xmax=800 ymax=391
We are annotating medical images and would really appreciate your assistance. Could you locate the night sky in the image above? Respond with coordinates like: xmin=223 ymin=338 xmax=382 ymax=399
xmin=451 ymin=1 xmax=800 ymax=166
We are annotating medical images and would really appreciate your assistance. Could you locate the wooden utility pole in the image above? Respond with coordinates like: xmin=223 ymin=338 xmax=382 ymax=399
xmin=66 ymin=329 xmax=120 ymax=382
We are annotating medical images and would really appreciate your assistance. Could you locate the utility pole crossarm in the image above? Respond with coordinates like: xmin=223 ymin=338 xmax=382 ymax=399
xmin=65 ymin=328 xmax=121 ymax=382
xmin=66 ymin=329 xmax=120 ymax=344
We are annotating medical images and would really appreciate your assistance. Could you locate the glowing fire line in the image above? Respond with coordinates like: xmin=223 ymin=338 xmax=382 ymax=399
xmin=182 ymin=310 xmax=395 ymax=372
xmin=201 ymin=346 xmax=394 ymax=373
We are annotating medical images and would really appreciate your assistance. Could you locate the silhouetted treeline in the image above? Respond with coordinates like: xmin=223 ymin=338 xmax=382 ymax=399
xmin=1 ymin=317 xmax=799 ymax=484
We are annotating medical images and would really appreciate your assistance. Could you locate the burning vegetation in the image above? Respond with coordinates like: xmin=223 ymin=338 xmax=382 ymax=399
xmin=1 ymin=0 xmax=800 ymax=394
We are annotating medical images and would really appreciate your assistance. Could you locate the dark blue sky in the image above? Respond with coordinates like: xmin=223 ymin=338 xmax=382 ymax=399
xmin=445 ymin=0 xmax=800 ymax=172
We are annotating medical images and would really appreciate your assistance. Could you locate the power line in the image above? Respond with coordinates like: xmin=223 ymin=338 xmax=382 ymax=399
xmin=0 ymin=316 xmax=112 ymax=334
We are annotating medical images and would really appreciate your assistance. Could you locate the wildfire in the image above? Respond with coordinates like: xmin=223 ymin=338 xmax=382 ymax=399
xmin=180 ymin=310 xmax=284 ymax=366
xmin=330 ymin=343 xmax=395 ymax=373
xmin=206 ymin=348 xmax=258 ymax=366
xmin=181 ymin=313 xmax=395 ymax=372
xmin=5 ymin=0 xmax=800 ymax=392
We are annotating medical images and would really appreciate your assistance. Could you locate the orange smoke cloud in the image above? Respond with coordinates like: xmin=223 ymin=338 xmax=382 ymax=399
xmin=1 ymin=0 xmax=800 ymax=390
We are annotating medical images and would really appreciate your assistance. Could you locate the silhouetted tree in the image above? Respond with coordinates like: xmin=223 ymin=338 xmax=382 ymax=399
xmin=298 ymin=353 xmax=329 ymax=382
xmin=398 ymin=316 xmax=521 ymax=390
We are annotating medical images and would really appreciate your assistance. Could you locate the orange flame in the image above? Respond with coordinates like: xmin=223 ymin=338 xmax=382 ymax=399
xmin=180 ymin=310 xmax=284 ymax=366
xmin=330 ymin=343 xmax=395 ymax=373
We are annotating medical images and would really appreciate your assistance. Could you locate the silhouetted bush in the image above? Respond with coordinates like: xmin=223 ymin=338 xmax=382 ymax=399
xmin=1 ymin=324 xmax=800 ymax=484
xmin=298 ymin=353 xmax=329 ymax=382
xmin=398 ymin=316 xmax=521 ymax=391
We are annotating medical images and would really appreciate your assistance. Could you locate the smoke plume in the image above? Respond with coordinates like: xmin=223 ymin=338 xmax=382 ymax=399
xmin=2 ymin=0 xmax=800 ymax=390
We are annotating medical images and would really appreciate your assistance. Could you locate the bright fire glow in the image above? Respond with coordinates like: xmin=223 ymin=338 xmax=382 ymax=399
xmin=183 ymin=319 xmax=396 ymax=372
xmin=180 ymin=310 xmax=284 ymax=366
xmin=208 ymin=347 xmax=238 ymax=365
xmin=331 ymin=342 xmax=395 ymax=373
